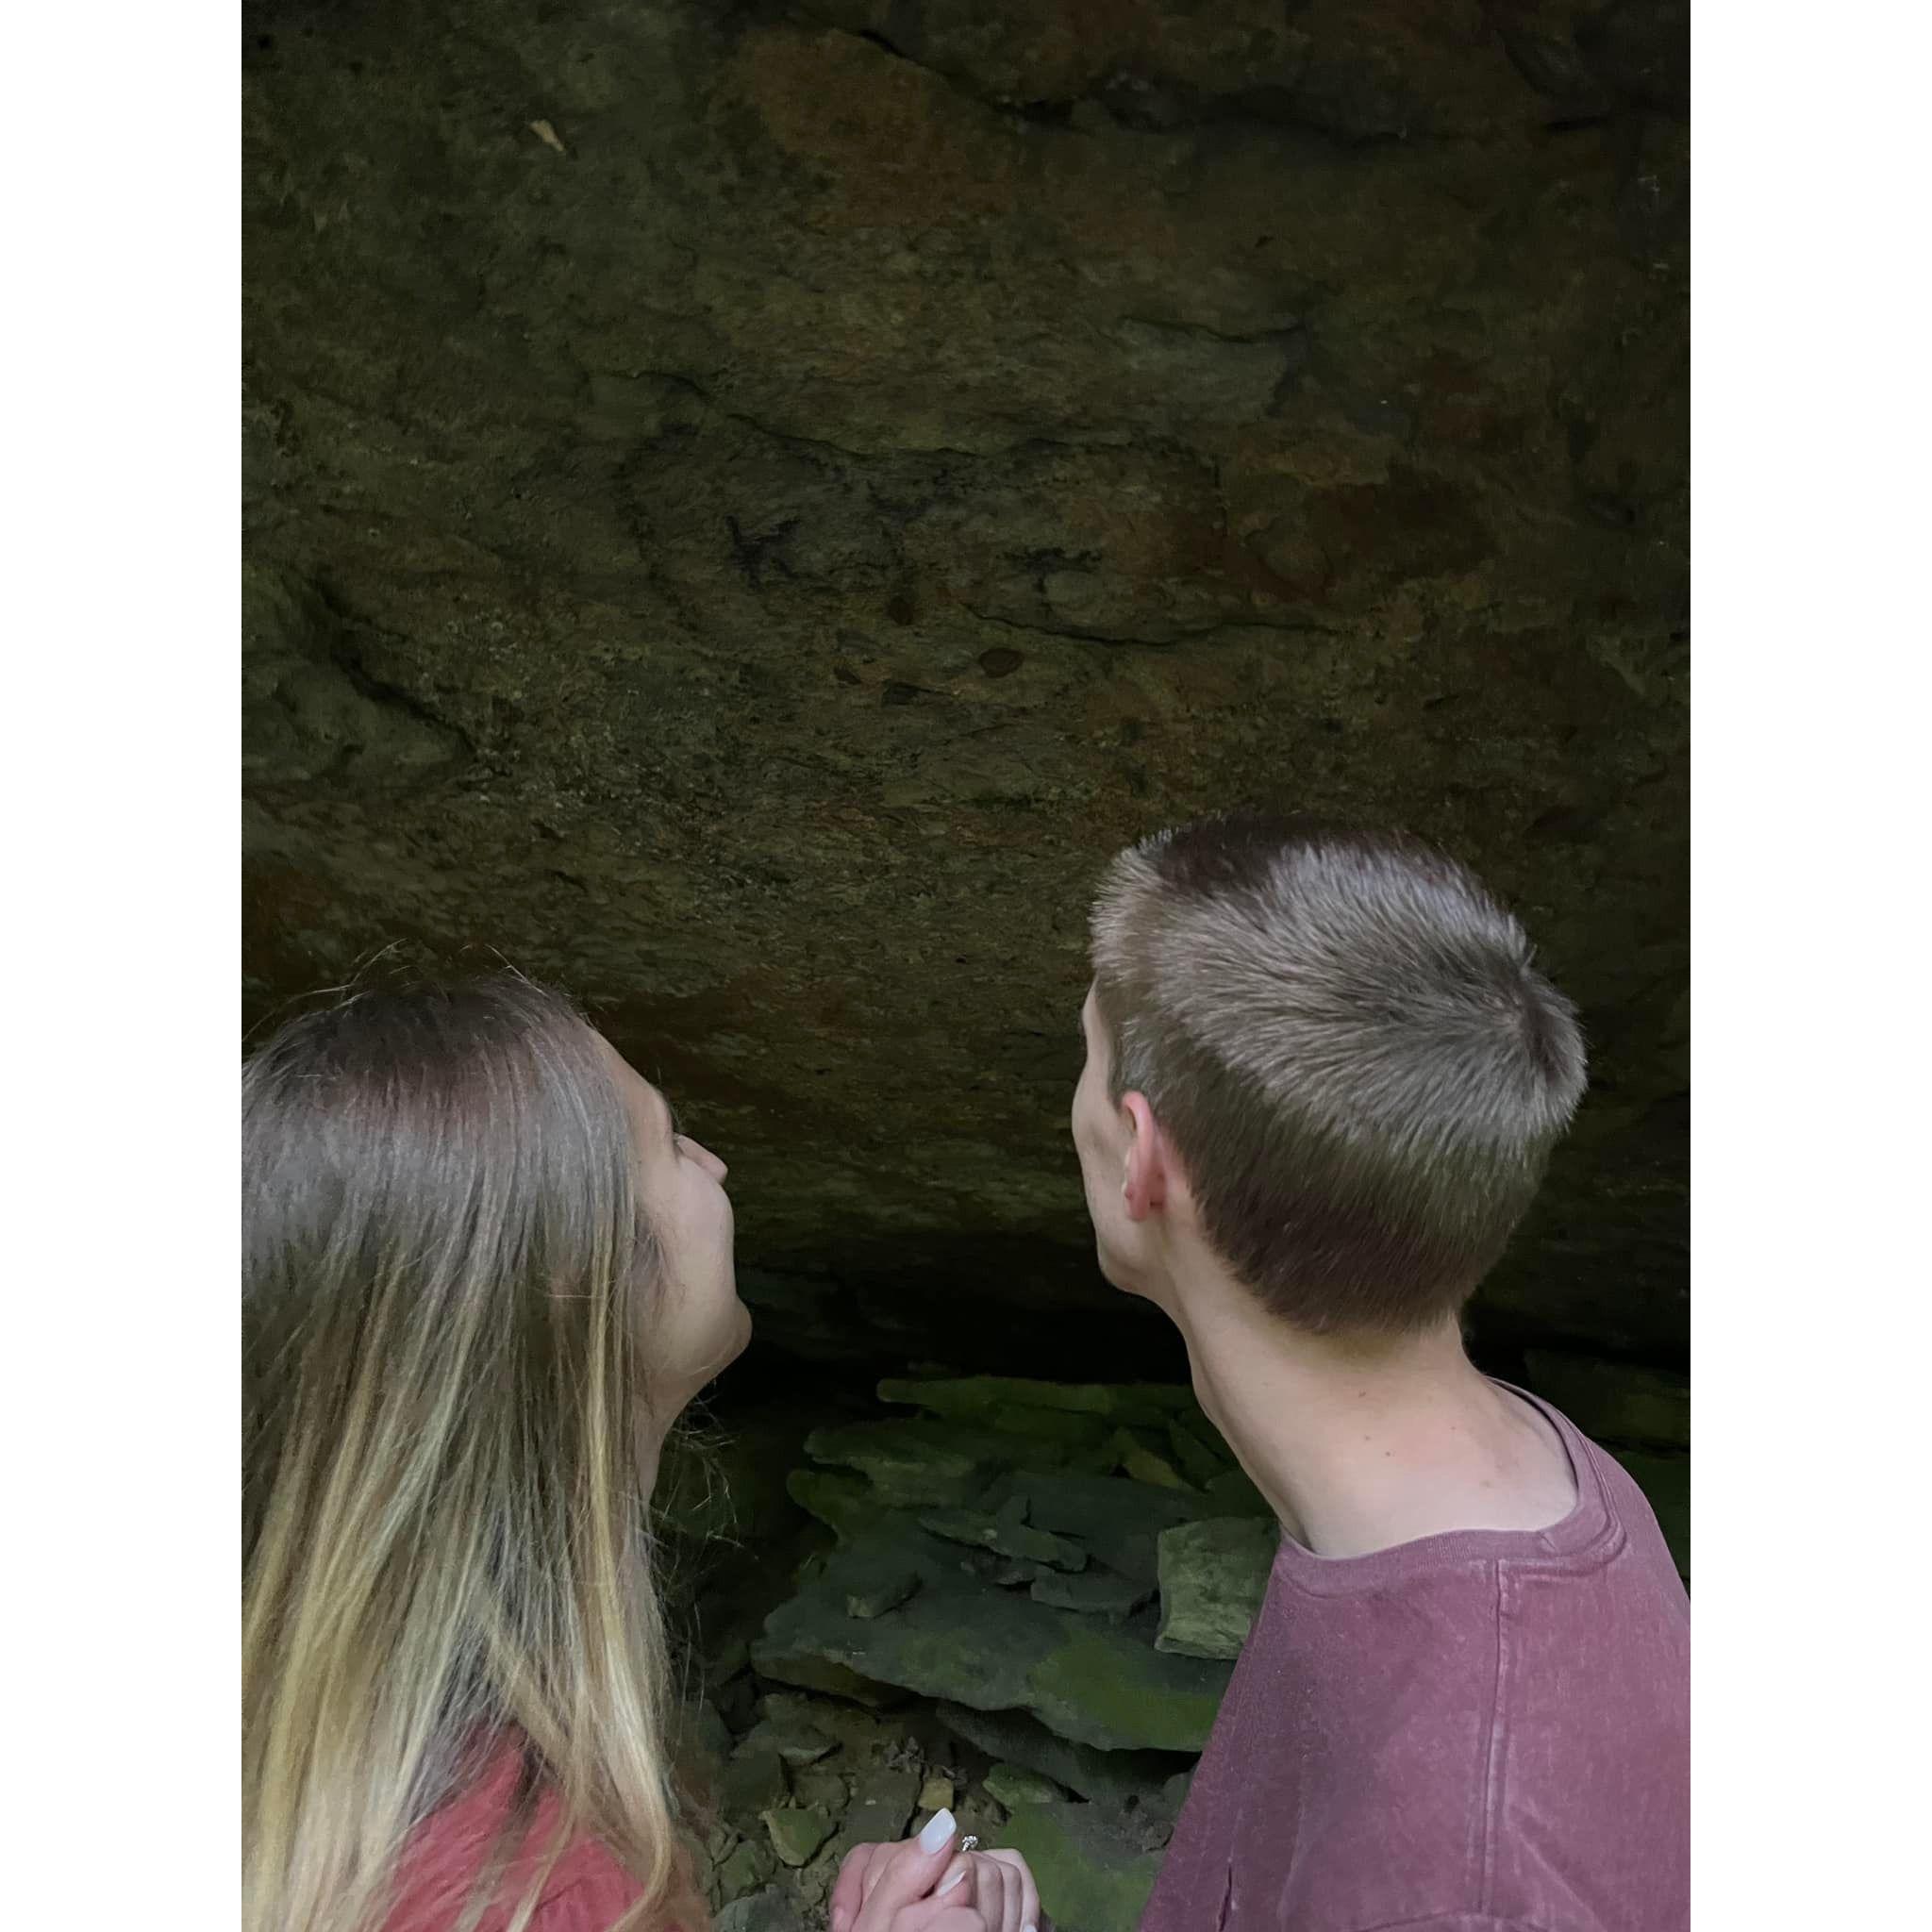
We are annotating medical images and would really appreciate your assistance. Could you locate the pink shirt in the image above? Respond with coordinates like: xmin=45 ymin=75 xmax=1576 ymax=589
xmin=1141 ymin=1388 xmax=1689 ymax=1931
xmin=385 ymin=1743 xmax=693 ymax=1932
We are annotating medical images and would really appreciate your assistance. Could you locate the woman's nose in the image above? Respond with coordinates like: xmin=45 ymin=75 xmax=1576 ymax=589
xmin=688 ymin=1138 xmax=727 ymax=1184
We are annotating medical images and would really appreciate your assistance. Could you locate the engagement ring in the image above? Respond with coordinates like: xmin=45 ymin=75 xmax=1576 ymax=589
xmin=958 ymin=1834 xmax=979 ymax=1852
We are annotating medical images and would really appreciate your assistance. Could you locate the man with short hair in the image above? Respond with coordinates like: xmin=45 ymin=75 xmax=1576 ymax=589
xmin=1074 ymin=815 xmax=1688 ymax=1932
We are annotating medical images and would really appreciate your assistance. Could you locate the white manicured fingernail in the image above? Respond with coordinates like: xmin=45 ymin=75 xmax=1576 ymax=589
xmin=917 ymin=1807 xmax=956 ymax=1853
xmin=938 ymin=1865 xmax=968 ymax=1894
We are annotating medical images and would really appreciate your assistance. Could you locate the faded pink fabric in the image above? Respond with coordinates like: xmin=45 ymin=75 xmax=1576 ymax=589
xmin=1140 ymin=1386 xmax=1689 ymax=1932
xmin=384 ymin=1741 xmax=694 ymax=1932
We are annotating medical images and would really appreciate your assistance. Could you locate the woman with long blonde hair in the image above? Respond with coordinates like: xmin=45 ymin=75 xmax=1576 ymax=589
xmin=243 ymin=975 xmax=1014 ymax=1932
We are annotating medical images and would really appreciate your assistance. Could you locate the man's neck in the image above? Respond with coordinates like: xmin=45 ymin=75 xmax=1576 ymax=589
xmin=1165 ymin=1259 xmax=1576 ymax=1559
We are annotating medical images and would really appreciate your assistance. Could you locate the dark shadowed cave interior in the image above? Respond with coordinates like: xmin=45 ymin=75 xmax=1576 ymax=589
xmin=242 ymin=4 xmax=1687 ymax=1923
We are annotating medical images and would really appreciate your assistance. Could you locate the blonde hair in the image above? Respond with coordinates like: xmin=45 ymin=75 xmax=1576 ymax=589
xmin=1091 ymin=815 xmax=1588 ymax=1333
xmin=242 ymin=974 xmax=698 ymax=1932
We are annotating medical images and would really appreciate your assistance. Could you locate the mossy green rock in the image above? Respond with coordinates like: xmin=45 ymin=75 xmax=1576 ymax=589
xmin=755 ymin=1521 xmax=1231 ymax=1751
xmin=845 ymin=1569 xmax=922 ymax=1619
xmin=761 ymin=1804 xmax=834 ymax=1869
xmin=786 ymin=1467 xmax=894 ymax=1543
xmin=757 ymin=1691 xmax=902 ymax=1766
xmin=996 ymin=1802 xmax=1166 ymax=1932
xmin=714 ymin=1838 xmax=776 ymax=1902
xmin=750 ymin=1649 xmax=906 ymax=1709
xmin=842 ymin=1766 xmax=918 ymax=1843
xmin=720 ymin=1749 xmax=789 ymax=1824
xmin=1166 ymin=1419 xmax=1234 ymax=1488
xmin=714 ymin=1888 xmax=800 ymax=1932
xmin=1029 ymin=1568 xmax=1152 ymax=1619
xmin=1156 ymin=1517 xmax=1279 ymax=1660
xmin=736 ymin=1715 xmax=836 ymax=1768
xmin=1006 ymin=1473 xmax=1205 ymax=1581
xmin=804 ymin=1420 xmax=1007 ymax=1507
xmin=790 ymin=1764 xmax=847 ymax=1814
xmin=937 ymin=1702 xmax=1192 ymax=1807
xmin=1525 ymin=1353 xmax=1690 ymax=1450
xmin=984 ymin=1762 xmax=1069 ymax=1807
xmin=1029 ymin=1619 xmax=1227 ymax=1750
xmin=984 ymin=1407 xmax=1116 ymax=1450
xmin=1110 ymin=1425 xmax=1195 ymax=1491
xmin=681 ymin=1697 xmax=733 ymax=1770
xmin=921 ymin=1503 xmax=1088 ymax=1572
xmin=1201 ymin=1466 xmax=1275 ymax=1518
xmin=878 ymin=1377 xmax=1199 ymax=1429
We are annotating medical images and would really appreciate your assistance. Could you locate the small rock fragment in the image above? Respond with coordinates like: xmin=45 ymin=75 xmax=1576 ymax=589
xmin=1029 ymin=1568 xmax=1152 ymax=1618
xmin=920 ymin=1506 xmax=1088 ymax=1573
xmin=791 ymin=1763 xmax=849 ymax=1816
xmin=714 ymin=1837 xmax=775 ymax=1901
xmin=715 ymin=1890 xmax=804 ymax=1932
xmin=1165 ymin=1418 xmax=1232 ymax=1488
xmin=984 ymin=1762 xmax=1068 ymax=1807
xmin=688 ymin=1698 xmax=734 ymax=1766
xmin=845 ymin=1765 xmax=918 ymax=1841
xmin=1111 ymin=1426 xmax=1194 ymax=1491
xmin=1201 ymin=1465 xmax=1274 ymax=1518
xmin=1156 ymin=1517 xmax=1278 ymax=1660
xmin=846 ymin=1570 xmax=921 ymax=1620
xmin=762 ymin=1803 xmax=834 ymax=1869
xmin=720 ymin=1749 xmax=789 ymax=1822
xmin=804 ymin=1420 xmax=1000 ymax=1507
xmin=736 ymin=1716 xmax=838 ymax=1768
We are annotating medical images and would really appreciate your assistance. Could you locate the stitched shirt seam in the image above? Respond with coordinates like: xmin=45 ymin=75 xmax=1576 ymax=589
xmin=1476 ymin=1557 xmax=1507 ymax=1916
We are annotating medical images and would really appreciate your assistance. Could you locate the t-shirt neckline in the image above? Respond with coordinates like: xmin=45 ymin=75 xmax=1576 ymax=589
xmin=1267 ymin=1378 xmax=1619 ymax=1595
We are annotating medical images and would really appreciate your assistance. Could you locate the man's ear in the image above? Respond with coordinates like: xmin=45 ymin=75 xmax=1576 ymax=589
xmin=1120 ymin=1091 xmax=1168 ymax=1222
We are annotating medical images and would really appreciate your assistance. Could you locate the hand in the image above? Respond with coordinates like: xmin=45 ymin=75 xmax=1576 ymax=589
xmin=928 ymin=1845 xmax=1041 ymax=1932
xmin=830 ymin=1815 xmax=1044 ymax=1932
xmin=825 ymin=1809 xmax=985 ymax=1932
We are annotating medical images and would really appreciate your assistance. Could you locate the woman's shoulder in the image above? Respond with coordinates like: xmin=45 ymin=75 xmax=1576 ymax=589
xmin=387 ymin=1742 xmax=689 ymax=1932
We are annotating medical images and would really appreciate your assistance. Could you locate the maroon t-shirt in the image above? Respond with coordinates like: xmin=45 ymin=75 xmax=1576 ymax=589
xmin=1141 ymin=1387 xmax=1689 ymax=1931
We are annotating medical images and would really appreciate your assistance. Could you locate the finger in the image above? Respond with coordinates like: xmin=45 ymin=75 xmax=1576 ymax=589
xmin=889 ymin=1904 xmax=992 ymax=1932
xmin=860 ymin=1828 xmax=914 ymax=1908
xmin=850 ymin=1809 xmax=960 ymax=1928
xmin=985 ymin=1848 xmax=1040 ymax=1930
xmin=861 ymin=1824 xmax=921 ymax=1908
xmin=938 ymin=1854 xmax=1007 ymax=1927
xmin=985 ymin=1851 xmax=1022 ymax=1932
xmin=830 ymin=1841 xmax=883 ymax=1932
xmin=933 ymin=1853 xmax=974 ymax=1905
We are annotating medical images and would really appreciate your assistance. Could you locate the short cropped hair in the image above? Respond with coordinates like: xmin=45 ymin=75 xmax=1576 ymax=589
xmin=1090 ymin=815 xmax=1587 ymax=1334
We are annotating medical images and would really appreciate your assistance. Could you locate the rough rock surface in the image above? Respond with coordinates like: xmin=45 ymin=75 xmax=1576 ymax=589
xmin=1155 ymin=1517 xmax=1280 ymax=1660
xmin=996 ymin=1800 xmax=1169 ymax=1932
xmin=757 ymin=1379 xmax=1244 ymax=1749
xmin=1524 ymin=1349 xmax=1690 ymax=1447
xmin=242 ymin=2 xmax=1688 ymax=1367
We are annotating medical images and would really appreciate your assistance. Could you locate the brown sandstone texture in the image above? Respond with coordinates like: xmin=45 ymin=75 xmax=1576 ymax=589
xmin=243 ymin=2 xmax=1688 ymax=1368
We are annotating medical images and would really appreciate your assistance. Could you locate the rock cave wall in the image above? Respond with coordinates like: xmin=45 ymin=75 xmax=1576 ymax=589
xmin=242 ymin=0 xmax=1689 ymax=1375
